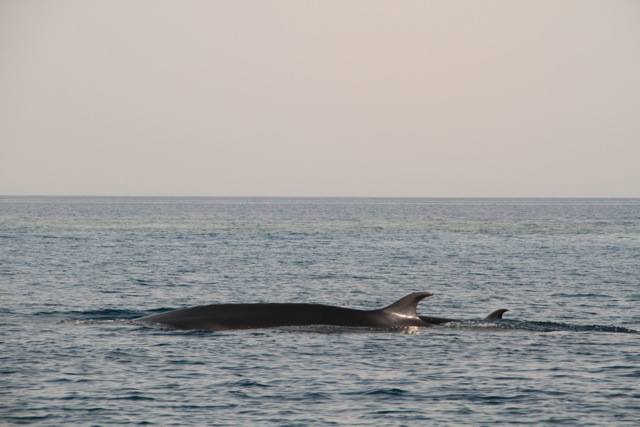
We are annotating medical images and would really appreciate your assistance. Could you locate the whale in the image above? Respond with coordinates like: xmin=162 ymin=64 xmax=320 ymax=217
xmin=138 ymin=292 xmax=509 ymax=331
xmin=139 ymin=292 xmax=434 ymax=331
xmin=420 ymin=308 xmax=509 ymax=326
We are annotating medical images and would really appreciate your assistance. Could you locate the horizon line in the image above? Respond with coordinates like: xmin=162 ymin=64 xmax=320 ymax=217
xmin=1 ymin=194 xmax=639 ymax=200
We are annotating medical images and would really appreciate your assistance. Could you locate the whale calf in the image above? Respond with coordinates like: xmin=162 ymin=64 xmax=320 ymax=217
xmin=139 ymin=292 xmax=436 ymax=331
xmin=420 ymin=308 xmax=509 ymax=326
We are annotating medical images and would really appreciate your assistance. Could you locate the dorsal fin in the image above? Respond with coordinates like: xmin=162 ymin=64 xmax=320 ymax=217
xmin=382 ymin=292 xmax=432 ymax=317
xmin=485 ymin=309 xmax=509 ymax=320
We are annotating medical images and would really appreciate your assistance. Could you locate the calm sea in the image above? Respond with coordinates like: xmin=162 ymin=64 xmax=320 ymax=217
xmin=1 ymin=197 xmax=639 ymax=425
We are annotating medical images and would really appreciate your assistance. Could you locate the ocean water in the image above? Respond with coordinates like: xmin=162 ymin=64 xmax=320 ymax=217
xmin=1 ymin=197 xmax=639 ymax=426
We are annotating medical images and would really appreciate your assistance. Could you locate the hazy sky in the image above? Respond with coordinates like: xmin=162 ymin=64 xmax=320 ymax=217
xmin=1 ymin=0 xmax=639 ymax=197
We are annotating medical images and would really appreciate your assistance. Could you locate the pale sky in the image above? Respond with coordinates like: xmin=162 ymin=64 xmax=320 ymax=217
xmin=1 ymin=0 xmax=639 ymax=197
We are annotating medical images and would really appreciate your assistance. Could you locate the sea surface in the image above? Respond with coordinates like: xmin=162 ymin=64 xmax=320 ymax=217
xmin=1 ymin=197 xmax=639 ymax=426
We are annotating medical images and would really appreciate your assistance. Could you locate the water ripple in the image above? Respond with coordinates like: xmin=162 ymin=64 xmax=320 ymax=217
xmin=2 ymin=197 xmax=640 ymax=426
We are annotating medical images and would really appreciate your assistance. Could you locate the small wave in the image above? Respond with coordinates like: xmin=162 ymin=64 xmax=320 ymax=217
xmin=35 ymin=234 xmax=88 ymax=241
xmin=550 ymin=293 xmax=610 ymax=298
xmin=364 ymin=388 xmax=409 ymax=397
xmin=3 ymin=415 xmax=53 ymax=423
xmin=272 ymin=325 xmax=421 ymax=334
xmin=444 ymin=319 xmax=638 ymax=334
xmin=34 ymin=308 xmax=164 ymax=321
xmin=521 ymin=320 xmax=639 ymax=334
xmin=107 ymin=393 xmax=156 ymax=402
xmin=132 ymin=278 xmax=154 ymax=286
xmin=230 ymin=379 xmax=271 ymax=388
xmin=343 ymin=388 xmax=410 ymax=399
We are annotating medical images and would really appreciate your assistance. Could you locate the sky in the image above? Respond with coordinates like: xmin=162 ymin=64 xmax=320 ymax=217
xmin=1 ymin=0 xmax=639 ymax=197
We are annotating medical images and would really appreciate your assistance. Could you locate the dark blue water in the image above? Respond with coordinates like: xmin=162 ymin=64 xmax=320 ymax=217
xmin=2 ymin=197 xmax=639 ymax=425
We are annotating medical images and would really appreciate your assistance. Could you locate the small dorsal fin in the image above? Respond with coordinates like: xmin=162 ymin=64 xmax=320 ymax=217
xmin=382 ymin=292 xmax=432 ymax=317
xmin=485 ymin=309 xmax=509 ymax=320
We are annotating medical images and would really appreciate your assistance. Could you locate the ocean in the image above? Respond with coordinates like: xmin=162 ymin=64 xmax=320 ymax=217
xmin=1 ymin=197 xmax=639 ymax=425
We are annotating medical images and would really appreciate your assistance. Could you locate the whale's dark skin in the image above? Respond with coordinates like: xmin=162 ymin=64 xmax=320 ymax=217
xmin=139 ymin=292 xmax=435 ymax=331
xmin=420 ymin=308 xmax=509 ymax=325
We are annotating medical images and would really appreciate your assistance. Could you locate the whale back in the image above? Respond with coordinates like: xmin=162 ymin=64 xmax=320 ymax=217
xmin=140 ymin=292 xmax=434 ymax=331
